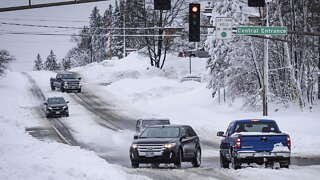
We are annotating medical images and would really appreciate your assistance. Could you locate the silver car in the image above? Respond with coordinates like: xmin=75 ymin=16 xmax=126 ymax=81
xmin=135 ymin=118 xmax=170 ymax=133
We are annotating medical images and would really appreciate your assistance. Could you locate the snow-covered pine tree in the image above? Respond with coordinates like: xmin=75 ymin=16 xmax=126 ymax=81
xmin=44 ymin=50 xmax=60 ymax=71
xmin=102 ymin=5 xmax=113 ymax=60
xmin=33 ymin=53 xmax=43 ymax=71
xmin=89 ymin=6 xmax=104 ymax=62
xmin=0 ymin=49 xmax=15 ymax=76
xmin=206 ymin=0 xmax=262 ymax=109
xmin=61 ymin=58 xmax=71 ymax=70
xmin=112 ymin=0 xmax=124 ymax=59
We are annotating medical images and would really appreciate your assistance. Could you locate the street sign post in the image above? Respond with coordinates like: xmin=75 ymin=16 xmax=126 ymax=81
xmin=215 ymin=17 xmax=232 ymax=40
xmin=237 ymin=26 xmax=287 ymax=35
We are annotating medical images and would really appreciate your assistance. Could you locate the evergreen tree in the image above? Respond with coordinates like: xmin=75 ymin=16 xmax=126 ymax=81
xmin=33 ymin=54 xmax=43 ymax=71
xmin=44 ymin=50 xmax=60 ymax=71
xmin=61 ymin=58 xmax=71 ymax=70
xmin=89 ymin=6 xmax=104 ymax=62
xmin=112 ymin=0 xmax=124 ymax=59
xmin=0 ymin=49 xmax=15 ymax=76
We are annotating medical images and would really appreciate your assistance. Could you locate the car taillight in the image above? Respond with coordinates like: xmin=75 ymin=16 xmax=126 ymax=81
xmin=287 ymin=136 xmax=291 ymax=150
xmin=235 ymin=137 xmax=241 ymax=149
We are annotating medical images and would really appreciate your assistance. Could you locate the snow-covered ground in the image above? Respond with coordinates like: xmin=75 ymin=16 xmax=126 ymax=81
xmin=1 ymin=52 xmax=320 ymax=179
xmin=0 ymin=72 xmax=149 ymax=180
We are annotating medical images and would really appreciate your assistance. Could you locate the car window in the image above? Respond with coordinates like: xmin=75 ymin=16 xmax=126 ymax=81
xmin=140 ymin=127 xmax=180 ymax=138
xmin=61 ymin=74 xmax=76 ymax=79
xmin=48 ymin=98 xmax=65 ymax=104
xmin=235 ymin=122 xmax=278 ymax=133
xmin=186 ymin=127 xmax=197 ymax=137
xmin=141 ymin=120 xmax=170 ymax=128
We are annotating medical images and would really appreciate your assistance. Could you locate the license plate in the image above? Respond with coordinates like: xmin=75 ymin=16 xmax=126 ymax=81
xmin=56 ymin=111 xmax=60 ymax=114
xmin=146 ymin=152 xmax=154 ymax=157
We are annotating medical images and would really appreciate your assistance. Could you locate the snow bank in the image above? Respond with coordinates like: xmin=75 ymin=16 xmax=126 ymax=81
xmin=0 ymin=71 xmax=148 ymax=180
xmin=73 ymin=52 xmax=320 ymax=158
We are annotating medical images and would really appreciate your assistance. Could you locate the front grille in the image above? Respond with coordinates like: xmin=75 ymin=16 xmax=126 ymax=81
xmin=50 ymin=107 xmax=63 ymax=111
xmin=66 ymin=81 xmax=80 ymax=86
xmin=137 ymin=144 xmax=165 ymax=156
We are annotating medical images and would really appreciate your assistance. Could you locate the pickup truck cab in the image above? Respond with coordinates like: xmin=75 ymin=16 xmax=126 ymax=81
xmin=50 ymin=72 xmax=81 ymax=93
xmin=217 ymin=119 xmax=291 ymax=169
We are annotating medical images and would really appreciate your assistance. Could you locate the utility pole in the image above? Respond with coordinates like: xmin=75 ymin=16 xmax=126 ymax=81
xmin=262 ymin=2 xmax=269 ymax=116
xmin=123 ymin=0 xmax=126 ymax=58
xmin=157 ymin=10 xmax=163 ymax=68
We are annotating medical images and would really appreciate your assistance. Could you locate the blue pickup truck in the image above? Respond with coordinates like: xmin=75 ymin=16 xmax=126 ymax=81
xmin=217 ymin=119 xmax=291 ymax=169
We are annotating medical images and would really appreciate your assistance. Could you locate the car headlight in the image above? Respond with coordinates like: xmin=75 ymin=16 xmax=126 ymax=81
xmin=63 ymin=105 xmax=68 ymax=109
xmin=48 ymin=107 xmax=53 ymax=110
xmin=132 ymin=144 xmax=138 ymax=149
xmin=164 ymin=143 xmax=176 ymax=149
xmin=64 ymin=82 xmax=68 ymax=85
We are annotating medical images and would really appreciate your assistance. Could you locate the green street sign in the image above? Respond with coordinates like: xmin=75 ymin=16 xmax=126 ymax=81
xmin=237 ymin=26 xmax=287 ymax=35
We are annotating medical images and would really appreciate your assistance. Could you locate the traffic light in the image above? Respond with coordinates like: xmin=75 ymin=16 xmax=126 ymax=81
xmin=189 ymin=3 xmax=200 ymax=42
xmin=154 ymin=0 xmax=171 ymax=10
xmin=248 ymin=0 xmax=265 ymax=7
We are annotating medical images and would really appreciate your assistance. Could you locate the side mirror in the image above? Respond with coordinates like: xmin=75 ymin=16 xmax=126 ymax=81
xmin=66 ymin=101 xmax=69 ymax=103
xmin=134 ymin=135 xmax=138 ymax=139
xmin=78 ymin=77 xmax=81 ymax=80
xmin=43 ymin=103 xmax=47 ymax=105
xmin=217 ymin=131 xmax=225 ymax=137
xmin=180 ymin=134 xmax=187 ymax=141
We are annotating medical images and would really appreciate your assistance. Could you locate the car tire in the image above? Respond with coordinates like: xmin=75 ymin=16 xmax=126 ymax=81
xmin=174 ymin=149 xmax=182 ymax=168
xmin=191 ymin=147 xmax=201 ymax=167
xmin=151 ymin=163 xmax=160 ymax=168
xmin=131 ymin=162 xmax=139 ymax=168
xmin=66 ymin=113 xmax=69 ymax=117
xmin=51 ymin=84 xmax=55 ymax=91
xmin=265 ymin=161 xmax=274 ymax=168
xmin=78 ymin=89 xmax=81 ymax=93
xmin=280 ymin=161 xmax=290 ymax=168
xmin=231 ymin=157 xmax=241 ymax=170
xmin=220 ymin=153 xmax=229 ymax=168
xmin=46 ymin=114 xmax=50 ymax=118
xmin=61 ymin=85 xmax=65 ymax=93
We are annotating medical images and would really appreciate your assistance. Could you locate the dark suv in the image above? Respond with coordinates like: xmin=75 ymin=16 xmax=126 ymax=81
xmin=44 ymin=97 xmax=69 ymax=118
xmin=129 ymin=125 xmax=201 ymax=168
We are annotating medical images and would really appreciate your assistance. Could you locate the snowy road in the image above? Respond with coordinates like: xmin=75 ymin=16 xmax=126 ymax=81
xmin=20 ymin=71 xmax=320 ymax=180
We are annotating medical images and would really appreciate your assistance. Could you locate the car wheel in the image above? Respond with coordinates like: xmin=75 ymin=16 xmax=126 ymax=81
xmin=66 ymin=113 xmax=69 ymax=117
xmin=220 ymin=152 xmax=229 ymax=168
xmin=78 ymin=89 xmax=81 ymax=93
xmin=46 ymin=114 xmax=50 ymax=118
xmin=151 ymin=163 xmax=160 ymax=168
xmin=191 ymin=148 xmax=201 ymax=167
xmin=280 ymin=161 xmax=290 ymax=168
xmin=231 ymin=157 xmax=241 ymax=170
xmin=51 ymin=84 xmax=55 ymax=91
xmin=131 ymin=162 xmax=139 ymax=168
xmin=61 ymin=86 xmax=65 ymax=92
xmin=174 ymin=149 xmax=182 ymax=168
xmin=265 ymin=161 xmax=274 ymax=168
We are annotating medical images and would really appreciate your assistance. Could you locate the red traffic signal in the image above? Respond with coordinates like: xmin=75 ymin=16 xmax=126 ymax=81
xmin=189 ymin=3 xmax=200 ymax=42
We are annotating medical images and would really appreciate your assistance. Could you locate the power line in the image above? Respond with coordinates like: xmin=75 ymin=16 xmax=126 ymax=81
xmin=0 ymin=22 xmax=185 ymax=30
xmin=0 ymin=0 xmax=110 ymax=13
xmin=0 ymin=17 xmax=88 ymax=23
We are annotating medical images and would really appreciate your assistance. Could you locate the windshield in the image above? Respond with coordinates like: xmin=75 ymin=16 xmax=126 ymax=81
xmin=61 ymin=73 xmax=77 ymax=79
xmin=48 ymin=98 xmax=65 ymax=104
xmin=234 ymin=122 xmax=279 ymax=133
xmin=142 ymin=120 xmax=170 ymax=128
xmin=140 ymin=127 xmax=179 ymax=138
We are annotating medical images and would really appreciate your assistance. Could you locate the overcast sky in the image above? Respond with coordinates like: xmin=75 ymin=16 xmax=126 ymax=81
xmin=0 ymin=0 xmax=112 ymax=71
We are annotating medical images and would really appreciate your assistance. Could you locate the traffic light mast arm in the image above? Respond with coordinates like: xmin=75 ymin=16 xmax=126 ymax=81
xmin=0 ymin=0 xmax=109 ymax=12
